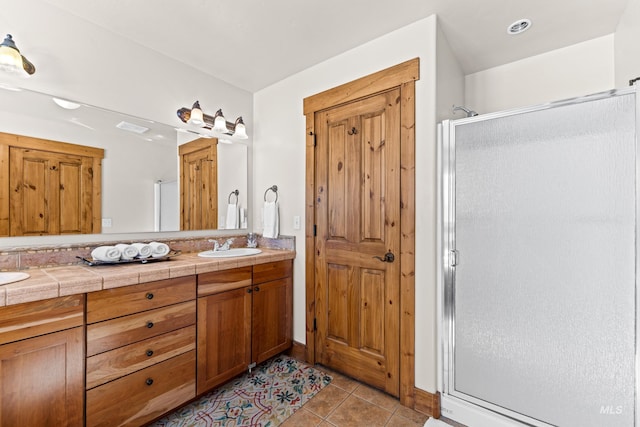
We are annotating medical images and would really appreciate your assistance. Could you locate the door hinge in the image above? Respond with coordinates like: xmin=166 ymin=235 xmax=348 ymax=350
xmin=313 ymin=318 xmax=317 ymax=331
xmin=313 ymin=224 xmax=317 ymax=236
xmin=309 ymin=131 xmax=317 ymax=147
xmin=449 ymin=250 xmax=459 ymax=267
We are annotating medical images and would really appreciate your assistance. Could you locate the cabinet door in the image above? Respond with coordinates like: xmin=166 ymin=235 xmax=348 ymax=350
xmin=0 ymin=327 xmax=84 ymax=427
xmin=9 ymin=146 xmax=96 ymax=236
xmin=197 ymin=286 xmax=251 ymax=394
xmin=252 ymin=277 xmax=293 ymax=364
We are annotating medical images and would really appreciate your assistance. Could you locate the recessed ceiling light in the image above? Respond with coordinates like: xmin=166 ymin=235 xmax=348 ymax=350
xmin=53 ymin=97 xmax=81 ymax=110
xmin=507 ymin=18 xmax=532 ymax=35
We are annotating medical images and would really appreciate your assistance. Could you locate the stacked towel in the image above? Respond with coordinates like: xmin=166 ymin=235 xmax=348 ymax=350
xmin=225 ymin=203 xmax=238 ymax=229
xmin=149 ymin=241 xmax=171 ymax=258
xmin=115 ymin=243 xmax=139 ymax=260
xmin=131 ymin=242 xmax=153 ymax=259
xmin=91 ymin=246 xmax=121 ymax=262
xmin=263 ymin=201 xmax=279 ymax=238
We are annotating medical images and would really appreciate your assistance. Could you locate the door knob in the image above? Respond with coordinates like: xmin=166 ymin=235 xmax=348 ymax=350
xmin=373 ymin=251 xmax=395 ymax=263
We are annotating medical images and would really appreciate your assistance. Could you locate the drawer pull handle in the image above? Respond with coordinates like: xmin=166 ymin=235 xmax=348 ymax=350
xmin=146 ymin=350 xmax=154 ymax=357
xmin=146 ymin=378 xmax=154 ymax=386
xmin=146 ymin=322 xmax=154 ymax=328
xmin=146 ymin=293 xmax=154 ymax=300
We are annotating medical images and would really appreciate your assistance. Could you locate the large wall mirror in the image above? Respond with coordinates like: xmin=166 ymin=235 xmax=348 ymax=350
xmin=0 ymin=86 xmax=248 ymax=236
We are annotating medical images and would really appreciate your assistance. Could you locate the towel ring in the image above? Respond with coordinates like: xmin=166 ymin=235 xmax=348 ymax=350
xmin=264 ymin=185 xmax=278 ymax=202
xmin=228 ymin=189 xmax=239 ymax=204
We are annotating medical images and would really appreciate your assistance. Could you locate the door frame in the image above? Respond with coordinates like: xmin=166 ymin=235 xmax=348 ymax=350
xmin=303 ymin=58 xmax=419 ymax=406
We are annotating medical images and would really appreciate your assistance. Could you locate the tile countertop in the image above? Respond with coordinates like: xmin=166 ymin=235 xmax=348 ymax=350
xmin=0 ymin=249 xmax=295 ymax=307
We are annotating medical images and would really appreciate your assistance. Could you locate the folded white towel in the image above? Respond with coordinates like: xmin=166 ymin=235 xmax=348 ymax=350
xmin=149 ymin=241 xmax=170 ymax=258
xmin=131 ymin=242 xmax=153 ymax=259
xmin=263 ymin=201 xmax=279 ymax=238
xmin=225 ymin=203 xmax=238 ymax=229
xmin=91 ymin=246 xmax=121 ymax=262
xmin=115 ymin=243 xmax=139 ymax=260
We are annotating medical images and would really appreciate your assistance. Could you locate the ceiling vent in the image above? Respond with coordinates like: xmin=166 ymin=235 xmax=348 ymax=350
xmin=116 ymin=121 xmax=149 ymax=134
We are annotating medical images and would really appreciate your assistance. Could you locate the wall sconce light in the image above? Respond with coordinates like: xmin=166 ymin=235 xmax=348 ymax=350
xmin=177 ymin=101 xmax=248 ymax=139
xmin=0 ymin=34 xmax=35 ymax=76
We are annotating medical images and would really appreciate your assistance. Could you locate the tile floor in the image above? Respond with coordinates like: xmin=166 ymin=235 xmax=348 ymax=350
xmin=282 ymin=366 xmax=464 ymax=427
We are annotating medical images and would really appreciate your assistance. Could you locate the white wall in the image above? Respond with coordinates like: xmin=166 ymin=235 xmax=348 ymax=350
xmin=253 ymin=15 xmax=440 ymax=392
xmin=615 ymin=0 xmax=640 ymax=87
xmin=465 ymin=35 xmax=615 ymax=114
xmin=436 ymin=24 xmax=466 ymax=123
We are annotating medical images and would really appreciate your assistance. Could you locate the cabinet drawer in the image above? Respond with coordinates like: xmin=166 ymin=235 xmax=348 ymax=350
xmin=87 ymin=301 xmax=196 ymax=356
xmin=87 ymin=276 xmax=195 ymax=324
xmin=198 ymin=266 xmax=251 ymax=296
xmin=86 ymin=350 xmax=195 ymax=427
xmin=253 ymin=260 xmax=292 ymax=284
xmin=86 ymin=325 xmax=196 ymax=389
xmin=0 ymin=295 xmax=84 ymax=345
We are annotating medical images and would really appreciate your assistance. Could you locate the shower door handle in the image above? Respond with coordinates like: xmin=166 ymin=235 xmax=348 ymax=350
xmin=373 ymin=251 xmax=395 ymax=263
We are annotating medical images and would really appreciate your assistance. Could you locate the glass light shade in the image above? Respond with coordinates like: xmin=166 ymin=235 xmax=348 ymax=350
xmin=0 ymin=44 xmax=25 ymax=75
xmin=213 ymin=110 xmax=228 ymax=133
xmin=187 ymin=101 xmax=204 ymax=125
xmin=234 ymin=119 xmax=248 ymax=139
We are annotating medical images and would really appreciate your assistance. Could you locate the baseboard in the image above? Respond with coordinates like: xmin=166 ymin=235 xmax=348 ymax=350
xmin=287 ymin=340 xmax=307 ymax=361
xmin=414 ymin=388 xmax=441 ymax=418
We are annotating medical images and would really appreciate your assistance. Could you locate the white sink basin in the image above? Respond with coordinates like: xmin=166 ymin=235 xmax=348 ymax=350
xmin=0 ymin=271 xmax=30 ymax=285
xmin=198 ymin=248 xmax=262 ymax=258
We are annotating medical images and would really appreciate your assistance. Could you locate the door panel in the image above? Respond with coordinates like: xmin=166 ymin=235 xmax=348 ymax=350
xmin=315 ymin=89 xmax=401 ymax=396
xmin=179 ymin=138 xmax=218 ymax=231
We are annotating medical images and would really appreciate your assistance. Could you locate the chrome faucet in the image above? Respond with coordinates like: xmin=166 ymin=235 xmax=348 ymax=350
xmin=209 ymin=238 xmax=234 ymax=251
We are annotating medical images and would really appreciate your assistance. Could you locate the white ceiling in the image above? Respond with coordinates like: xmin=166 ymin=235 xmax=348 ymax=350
xmin=31 ymin=0 xmax=635 ymax=92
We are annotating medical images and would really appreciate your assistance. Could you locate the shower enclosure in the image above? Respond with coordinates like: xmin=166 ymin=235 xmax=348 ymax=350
xmin=439 ymin=87 xmax=638 ymax=426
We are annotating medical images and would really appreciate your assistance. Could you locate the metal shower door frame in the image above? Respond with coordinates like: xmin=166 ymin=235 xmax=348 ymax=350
xmin=440 ymin=86 xmax=639 ymax=427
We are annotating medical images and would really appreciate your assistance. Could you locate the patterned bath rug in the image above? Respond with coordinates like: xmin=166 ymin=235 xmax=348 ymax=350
xmin=151 ymin=355 xmax=332 ymax=427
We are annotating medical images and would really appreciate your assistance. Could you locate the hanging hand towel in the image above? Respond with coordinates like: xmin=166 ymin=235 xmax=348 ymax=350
xmin=225 ymin=203 xmax=238 ymax=229
xmin=131 ymin=242 xmax=153 ymax=258
xmin=263 ymin=201 xmax=279 ymax=238
xmin=91 ymin=246 xmax=121 ymax=262
xmin=115 ymin=243 xmax=139 ymax=260
xmin=149 ymin=241 xmax=171 ymax=258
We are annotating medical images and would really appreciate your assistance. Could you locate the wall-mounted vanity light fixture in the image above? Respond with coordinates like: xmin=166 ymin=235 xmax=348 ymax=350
xmin=177 ymin=101 xmax=248 ymax=139
xmin=0 ymin=34 xmax=35 ymax=76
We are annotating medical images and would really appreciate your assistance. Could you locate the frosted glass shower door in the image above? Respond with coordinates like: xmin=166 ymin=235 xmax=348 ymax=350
xmin=444 ymin=91 xmax=637 ymax=426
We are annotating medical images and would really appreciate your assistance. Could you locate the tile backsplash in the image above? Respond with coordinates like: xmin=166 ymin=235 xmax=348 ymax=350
xmin=0 ymin=234 xmax=295 ymax=270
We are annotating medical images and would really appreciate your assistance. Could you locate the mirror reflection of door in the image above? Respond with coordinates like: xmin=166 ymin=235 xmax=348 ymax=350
xmin=179 ymin=138 xmax=218 ymax=230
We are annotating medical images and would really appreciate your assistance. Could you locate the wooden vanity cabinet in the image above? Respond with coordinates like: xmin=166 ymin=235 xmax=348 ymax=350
xmin=252 ymin=260 xmax=293 ymax=364
xmin=0 ymin=295 xmax=84 ymax=427
xmin=85 ymin=276 xmax=197 ymax=427
xmin=197 ymin=260 xmax=293 ymax=395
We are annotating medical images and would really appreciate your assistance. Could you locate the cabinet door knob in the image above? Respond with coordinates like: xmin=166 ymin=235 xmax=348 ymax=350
xmin=146 ymin=321 xmax=154 ymax=328
xmin=146 ymin=350 xmax=154 ymax=357
xmin=254 ymin=286 xmax=260 ymax=292
xmin=247 ymin=288 xmax=252 ymax=293
xmin=146 ymin=292 xmax=154 ymax=300
xmin=145 ymin=378 xmax=154 ymax=386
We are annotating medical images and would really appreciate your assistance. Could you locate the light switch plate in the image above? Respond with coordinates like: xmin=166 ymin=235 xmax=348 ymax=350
xmin=293 ymin=215 xmax=301 ymax=230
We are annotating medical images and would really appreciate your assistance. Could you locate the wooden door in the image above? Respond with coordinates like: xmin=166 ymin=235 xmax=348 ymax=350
xmin=179 ymin=138 xmax=218 ymax=230
xmin=9 ymin=147 xmax=96 ymax=236
xmin=251 ymin=277 xmax=293 ymax=364
xmin=196 ymin=286 xmax=251 ymax=394
xmin=315 ymin=89 xmax=401 ymax=396
xmin=0 ymin=327 xmax=84 ymax=427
